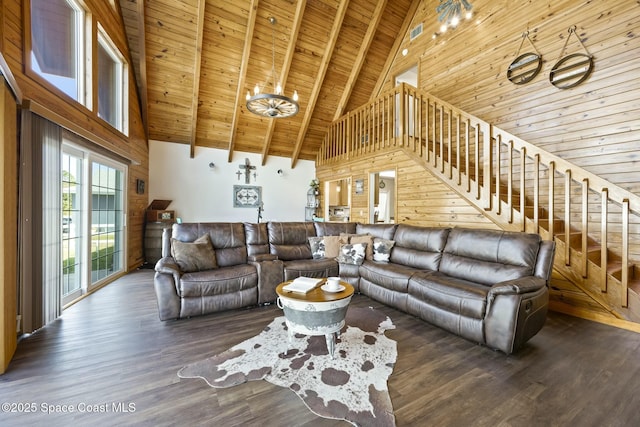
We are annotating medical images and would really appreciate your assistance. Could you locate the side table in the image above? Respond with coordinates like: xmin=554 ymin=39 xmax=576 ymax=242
xmin=276 ymin=280 xmax=354 ymax=358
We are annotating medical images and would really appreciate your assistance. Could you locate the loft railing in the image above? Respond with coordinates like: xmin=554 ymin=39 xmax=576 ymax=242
xmin=318 ymin=82 xmax=640 ymax=318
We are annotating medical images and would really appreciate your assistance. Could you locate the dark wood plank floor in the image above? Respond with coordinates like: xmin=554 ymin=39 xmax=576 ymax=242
xmin=2 ymin=270 xmax=640 ymax=426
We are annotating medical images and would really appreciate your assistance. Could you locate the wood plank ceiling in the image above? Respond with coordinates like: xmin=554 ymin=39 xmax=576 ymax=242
xmin=119 ymin=0 xmax=416 ymax=167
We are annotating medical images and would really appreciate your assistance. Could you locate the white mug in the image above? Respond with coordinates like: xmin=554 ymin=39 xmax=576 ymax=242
xmin=327 ymin=277 xmax=341 ymax=290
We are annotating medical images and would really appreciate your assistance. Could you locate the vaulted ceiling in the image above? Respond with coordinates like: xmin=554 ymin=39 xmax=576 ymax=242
xmin=119 ymin=0 xmax=417 ymax=167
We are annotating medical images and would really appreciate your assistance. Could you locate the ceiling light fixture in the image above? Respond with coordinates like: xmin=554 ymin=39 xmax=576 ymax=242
xmin=246 ymin=17 xmax=299 ymax=118
xmin=433 ymin=0 xmax=473 ymax=39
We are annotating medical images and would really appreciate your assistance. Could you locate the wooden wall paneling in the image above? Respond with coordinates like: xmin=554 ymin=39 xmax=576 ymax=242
xmin=316 ymin=149 xmax=497 ymax=229
xmin=3 ymin=0 xmax=149 ymax=270
xmin=405 ymin=0 xmax=640 ymax=254
xmin=412 ymin=0 xmax=639 ymax=198
xmin=0 ymin=79 xmax=18 ymax=373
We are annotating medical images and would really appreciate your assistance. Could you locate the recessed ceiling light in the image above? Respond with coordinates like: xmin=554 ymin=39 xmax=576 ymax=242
xmin=402 ymin=48 xmax=409 ymax=56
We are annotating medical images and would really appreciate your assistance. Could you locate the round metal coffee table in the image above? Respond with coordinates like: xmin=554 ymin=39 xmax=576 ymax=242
xmin=276 ymin=279 xmax=354 ymax=358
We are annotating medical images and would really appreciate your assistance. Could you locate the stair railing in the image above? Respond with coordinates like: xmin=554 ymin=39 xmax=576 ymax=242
xmin=318 ymin=82 xmax=640 ymax=315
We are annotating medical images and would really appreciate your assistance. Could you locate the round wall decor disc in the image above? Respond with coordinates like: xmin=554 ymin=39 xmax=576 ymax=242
xmin=549 ymin=53 xmax=593 ymax=89
xmin=507 ymin=52 xmax=542 ymax=85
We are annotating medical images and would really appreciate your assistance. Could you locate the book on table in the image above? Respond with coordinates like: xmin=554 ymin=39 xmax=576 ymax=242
xmin=282 ymin=277 xmax=323 ymax=294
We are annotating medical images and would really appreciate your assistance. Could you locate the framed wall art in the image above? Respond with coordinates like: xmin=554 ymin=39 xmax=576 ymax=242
xmin=233 ymin=185 xmax=262 ymax=208
xmin=136 ymin=179 xmax=145 ymax=194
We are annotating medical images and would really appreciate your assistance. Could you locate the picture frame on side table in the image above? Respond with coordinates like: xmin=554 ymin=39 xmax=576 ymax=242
xmin=233 ymin=185 xmax=262 ymax=208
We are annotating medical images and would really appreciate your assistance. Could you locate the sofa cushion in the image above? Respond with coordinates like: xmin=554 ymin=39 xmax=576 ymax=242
xmin=390 ymin=225 xmax=450 ymax=269
xmin=439 ymin=228 xmax=541 ymax=286
xmin=282 ymin=258 xmax=339 ymax=281
xmin=171 ymin=234 xmax=218 ymax=272
xmin=356 ymin=223 xmax=397 ymax=239
xmin=323 ymin=236 xmax=343 ymax=258
xmin=244 ymin=222 xmax=269 ymax=256
xmin=314 ymin=222 xmax=357 ymax=236
xmin=336 ymin=242 xmax=367 ymax=265
xmin=179 ymin=264 xmax=257 ymax=298
xmin=358 ymin=260 xmax=419 ymax=293
xmin=373 ymin=238 xmax=395 ymax=262
xmin=308 ymin=235 xmax=343 ymax=259
xmin=267 ymin=221 xmax=316 ymax=260
xmin=171 ymin=223 xmax=248 ymax=267
xmin=408 ymin=272 xmax=488 ymax=319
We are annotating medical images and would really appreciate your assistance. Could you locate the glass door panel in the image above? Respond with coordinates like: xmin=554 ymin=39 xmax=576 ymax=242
xmin=90 ymin=160 xmax=124 ymax=286
xmin=62 ymin=150 xmax=84 ymax=304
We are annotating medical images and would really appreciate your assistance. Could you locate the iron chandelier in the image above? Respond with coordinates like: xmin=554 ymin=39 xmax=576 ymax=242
xmin=246 ymin=17 xmax=299 ymax=118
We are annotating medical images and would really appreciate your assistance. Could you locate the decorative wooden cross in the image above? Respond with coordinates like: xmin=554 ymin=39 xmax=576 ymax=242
xmin=238 ymin=158 xmax=256 ymax=184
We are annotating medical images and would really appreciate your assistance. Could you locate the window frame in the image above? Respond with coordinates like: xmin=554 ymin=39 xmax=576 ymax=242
xmin=96 ymin=25 xmax=129 ymax=135
xmin=26 ymin=0 xmax=90 ymax=106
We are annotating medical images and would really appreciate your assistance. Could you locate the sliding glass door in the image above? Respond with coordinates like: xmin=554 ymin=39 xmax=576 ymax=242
xmin=62 ymin=143 xmax=126 ymax=305
xmin=90 ymin=160 xmax=124 ymax=284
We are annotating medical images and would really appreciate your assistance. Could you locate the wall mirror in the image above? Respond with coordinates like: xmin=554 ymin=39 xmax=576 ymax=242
xmin=324 ymin=178 xmax=351 ymax=222
xmin=369 ymin=170 xmax=396 ymax=223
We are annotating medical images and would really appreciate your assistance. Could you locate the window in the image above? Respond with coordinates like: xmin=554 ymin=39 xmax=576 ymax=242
xmin=97 ymin=27 xmax=128 ymax=133
xmin=30 ymin=0 xmax=85 ymax=103
xmin=29 ymin=2 xmax=129 ymax=134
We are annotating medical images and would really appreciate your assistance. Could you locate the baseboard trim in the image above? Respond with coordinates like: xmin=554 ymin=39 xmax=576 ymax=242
xmin=549 ymin=300 xmax=640 ymax=334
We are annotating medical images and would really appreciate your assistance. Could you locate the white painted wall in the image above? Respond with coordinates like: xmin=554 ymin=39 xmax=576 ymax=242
xmin=148 ymin=140 xmax=316 ymax=223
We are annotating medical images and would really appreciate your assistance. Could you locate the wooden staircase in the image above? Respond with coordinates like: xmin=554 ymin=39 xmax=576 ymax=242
xmin=318 ymin=82 xmax=640 ymax=323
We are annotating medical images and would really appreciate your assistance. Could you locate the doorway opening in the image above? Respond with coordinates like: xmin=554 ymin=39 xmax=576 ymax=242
xmin=369 ymin=170 xmax=396 ymax=224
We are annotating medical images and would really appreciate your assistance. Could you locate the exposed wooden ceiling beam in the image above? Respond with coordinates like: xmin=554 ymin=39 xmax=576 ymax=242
xmin=332 ymin=0 xmax=387 ymax=121
xmin=189 ymin=0 xmax=206 ymax=158
xmin=371 ymin=0 xmax=420 ymax=99
xmin=136 ymin=0 xmax=149 ymax=140
xmin=260 ymin=0 xmax=307 ymax=166
xmin=227 ymin=0 xmax=260 ymax=163
xmin=290 ymin=0 xmax=350 ymax=168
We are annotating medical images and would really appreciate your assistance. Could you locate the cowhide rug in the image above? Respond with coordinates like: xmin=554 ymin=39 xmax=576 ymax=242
xmin=178 ymin=306 xmax=397 ymax=426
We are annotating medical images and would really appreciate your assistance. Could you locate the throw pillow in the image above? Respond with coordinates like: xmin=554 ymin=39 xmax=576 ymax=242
xmin=341 ymin=233 xmax=374 ymax=260
xmin=323 ymin=235 xmax=344 ymax=258
xmin=336 ymin=242 xmax=367 ymax=265
xmin=373 ymin=238 xmax=395 ymax=262
xmin=171 ymin=234 xmax=218 ymax=272
xmin=308 ymin=236 xmax=325 ymax=259
xmin=308 ymin=235 xmax=345 ymax=259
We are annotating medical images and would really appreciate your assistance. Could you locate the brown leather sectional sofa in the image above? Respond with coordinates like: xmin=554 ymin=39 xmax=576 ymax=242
xmin=153 ymin=221 xmax=555 ymax=354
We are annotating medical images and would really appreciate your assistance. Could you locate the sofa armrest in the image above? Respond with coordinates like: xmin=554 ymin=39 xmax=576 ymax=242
xmin=248 ymin=254 xmax=279 ymax=262
xmin=248 ymin=258 xmax=284 ymax=304
xmin=153 ymin=256 xmax=182 ymax=321
xmin=488 ymin=276 xmax=546 ymax=299
xmin=155 ymin=256 xmax=182 ymax=284
xmin=485 ymin=277 xmax=549 ymax=354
